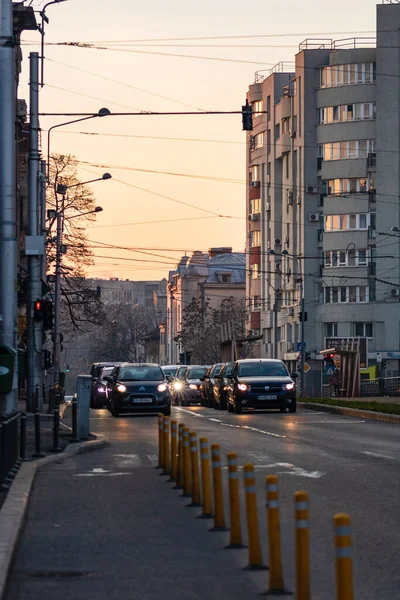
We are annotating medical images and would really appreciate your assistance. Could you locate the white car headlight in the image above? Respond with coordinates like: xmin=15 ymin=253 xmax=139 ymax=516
xmin=173 ymin=381 xmax=183 ymax=391
xmin=97 ymin=387 xmax=106 ymax=393
xmin=189 ymin=384 xmax=198 ymax=390
xmin=284 ymin=382 xmax=295 ymax=390
xmin=116 ymin=384 xmax=127 ymax=393
xmin=238 ymin=383 xmax=248 ymax=391
xmin=158 ymin=383 xmax=167 ymax=392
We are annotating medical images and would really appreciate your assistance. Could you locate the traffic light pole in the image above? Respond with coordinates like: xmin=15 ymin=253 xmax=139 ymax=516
xmin=53 ymin=207 xmax=63 ymax=385
xmin=27 ymin=53 xmax=43 ymax=411
xmin=299 ymin=276 xmax=305 ymax=399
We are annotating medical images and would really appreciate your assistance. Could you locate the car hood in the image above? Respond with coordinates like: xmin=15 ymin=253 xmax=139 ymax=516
xmin=118 ymin=380 xmax=166 ymax=392
xmin=237 ymin=376 xmax=293 ymax=385
xmin=186 ymin=378 xmax=202 ymax=385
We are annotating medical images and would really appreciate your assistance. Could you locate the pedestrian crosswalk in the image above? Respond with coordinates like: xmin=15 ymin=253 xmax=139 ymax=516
xmin=112 ymin=453 xmax=159 ymax=468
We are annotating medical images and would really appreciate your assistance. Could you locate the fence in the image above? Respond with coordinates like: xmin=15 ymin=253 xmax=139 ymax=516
xmin=360 ymin=376 xmax=400 ymax=397
xmin=0 ymin=411 xmax=20 ymax=489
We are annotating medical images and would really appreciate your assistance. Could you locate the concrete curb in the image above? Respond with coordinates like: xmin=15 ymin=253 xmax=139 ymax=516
xmin=299 ymin=401 xmax=400 ymax=424
xmin=0 ymin=434 xmax=109 ymax=600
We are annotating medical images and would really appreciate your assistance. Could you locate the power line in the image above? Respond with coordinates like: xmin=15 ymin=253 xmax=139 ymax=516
xmin=45 ymin=84 xmax=146 ymax=112
xmin=51 ymin=130 xmax=244 ymax=145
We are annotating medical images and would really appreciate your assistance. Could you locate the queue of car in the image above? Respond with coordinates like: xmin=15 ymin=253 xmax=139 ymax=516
xmin=89 ymin=358 xmax=298 ymax=417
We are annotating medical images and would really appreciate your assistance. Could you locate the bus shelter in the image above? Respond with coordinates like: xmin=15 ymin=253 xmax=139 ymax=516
xmin=320 ymin=337 xmax=362 ymax=397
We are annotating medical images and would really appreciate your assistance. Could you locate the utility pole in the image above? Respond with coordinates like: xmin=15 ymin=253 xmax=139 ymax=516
xmin=299 ymin=275 xmax=305 ymax=398
xmin=40 ymin=160 xmax=47 ymax=282
xmin=200 ymin=282 xmax=205 ymax=363
xmin=53 ymin=197 xmax=63 ymax=384
xmin=0 ymin=0 xmax=18 ymax=413
xmin=27 ymin=52 xmax=43 ymax=410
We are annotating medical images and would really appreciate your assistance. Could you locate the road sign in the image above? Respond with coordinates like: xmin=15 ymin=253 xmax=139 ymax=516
xmin=303 ymin=362 xmax=312 ymax=374
xmin=297 ymin=342 xmax=306 ymax=351
xmin=325 ymin=365 xmax=335 ymax=376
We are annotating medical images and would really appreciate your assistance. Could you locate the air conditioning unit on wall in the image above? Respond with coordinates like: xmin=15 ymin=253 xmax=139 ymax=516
xmin=309 ymin=213 xmax=319 ymax=222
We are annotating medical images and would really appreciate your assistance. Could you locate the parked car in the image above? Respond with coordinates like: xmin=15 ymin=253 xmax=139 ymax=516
xmin=227 ymin=359 xmax=297 ymax=414
xmin=213 ymin=362 xmax=234 ymax=410
xmin=90 ymin=362 xmax=118 ymax=407
xmin=200 ymin=367 xmax=212 ymax=406
xmin=203 ymin=363 xmax=225 ymax=407
xmin=170 ymin=365 xmax=189 ymax=405
xmin=91 ymin=365 xmax=115 ymax=409
xmin=106 ymin=363 xmax=171 ymax=417
xmin=180 ymin=365 xmax=210 ymax=406
xmin=161 ymin=365 xmax=179 ymax=379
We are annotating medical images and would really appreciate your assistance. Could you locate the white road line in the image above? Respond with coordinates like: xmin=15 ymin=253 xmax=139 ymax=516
xmin=363 ymin=451 xmax=397 ymax=461
xmin=175 ymin=407 xmax=205 ymax=418
xmin=75 ymin=467 xmax=131 ymax=477
xmin=209 ymin=418 xmax=222 ymax=423
xmin=147 ymin=454 xmax=159 ymax=466
xmin=241 ymin=425 xmax=286 ymax=439
xmin=222 ymin=462 xmax=324 ymax=478
xmin=113 ymin=454 xmax=142 ymax=468
xmin=295 ymin=420 xmax=366 ymax=424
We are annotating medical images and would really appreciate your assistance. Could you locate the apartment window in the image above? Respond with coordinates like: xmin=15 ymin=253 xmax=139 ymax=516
xmin=254 ymin=132 xmax=264 ymax=149
xmin=325 ymin=323 xmax=338 ymax=337
xmin=251 ymin=264 xmax=261 ymax=278
xmin=326 ymin=177 xmax=375 ymax=195
xmin=325 ymin=213 xmax=370 ymax=232
xmin=251 ymin=165 xmax=261 ymax=181
xmin=251 ymin=198 xmax=261 ymax=214
xmin=320 ymin=63 xmax=375 ymax=88
xmin=274 ymin=123 xmax=280 ymax=139
xmin=267 ymin=95 xmax=271 ymax=120
xmin=323 ymin=286 xmax=369 ymax=303
xmin=220 ymin=273 xmax=231 ymax=284
xmin=252 ymin=230 xmax=261 ymax=247
xmin=354 ymin=322 xmax=373 ymax=337
xmin=282 ymin=118 xmax=290 ymax=133
xmin=267 ymin=129 xmax=271 ymax=154
xmin=253 ymin=295 xmax=261 ymax=310
xmin=253 ymin=100 xmax=263 ymax=116
xmin=322 ymin=140 xmax=375 ymax=161
xmin=318 ymin=102 xmax=375 ymax=124
xmin=287 ymin=323 xmax=293 ymax=343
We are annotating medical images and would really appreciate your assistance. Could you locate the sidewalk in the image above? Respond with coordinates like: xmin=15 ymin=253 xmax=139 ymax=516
xmin=4 ymin=443 xmax=264 ymax=600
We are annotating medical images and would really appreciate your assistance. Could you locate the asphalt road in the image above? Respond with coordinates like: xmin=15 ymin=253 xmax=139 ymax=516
xmin=6 ymin=405 xmax=400 ymax=599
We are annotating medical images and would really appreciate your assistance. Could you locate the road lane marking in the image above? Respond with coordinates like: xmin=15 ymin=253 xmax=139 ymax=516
xmin=209 ymin=418 xmax=222 ymax=422
xmin=221 ymin=462 xmax=324 ymax=478
xmin=75 ymin=467 xmax=131 ymax=477
xmin=363 ymin=451 xmax=397 ymax=461
xmin=295 ymin=420 xmax=366 ymax=424
xmin=147 ymin=454 xmax=159 ymax=466
xmin=241 ymin=425 xmax=286 ymax=439
xmin=175 ymin=407 xmax=205 ymax=418
xmin=113 ymin=454 xmax=141 ymax=468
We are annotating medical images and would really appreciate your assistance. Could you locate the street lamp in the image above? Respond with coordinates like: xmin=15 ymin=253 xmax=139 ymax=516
xmin=268 ymin=249 xmax=305 ymax=397
xmin=51 ymin=175 xmax=110 ymax=384
xmin=39 ymin=1 xmax=69 ymax=87
xmin=46 ymin=108 xmax=111 ymax=179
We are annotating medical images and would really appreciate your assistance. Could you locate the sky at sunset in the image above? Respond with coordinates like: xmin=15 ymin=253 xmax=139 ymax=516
xmin=21 ymin=0 xmax=380 ymax=280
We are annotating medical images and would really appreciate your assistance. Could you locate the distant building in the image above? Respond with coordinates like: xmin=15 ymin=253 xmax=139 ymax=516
xmin=166 ymin=248 xmax=246 ymax=364
xmin=88 ymin=278 xmax=167 ymax=309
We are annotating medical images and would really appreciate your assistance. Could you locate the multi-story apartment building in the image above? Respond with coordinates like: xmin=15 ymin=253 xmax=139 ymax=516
xmin=166 ymin=248 xmax=246 ymax=364
xmin=245 ymin=1 xmax=400 ymax=394
xmin=88 ymin=278 xmax=167 ymax=313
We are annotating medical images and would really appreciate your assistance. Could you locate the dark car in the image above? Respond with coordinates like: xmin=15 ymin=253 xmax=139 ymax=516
xmin=170 ymin=365 xmax=189 ymax=405
xmin=203 ymin=363 xmax=225 ymax=407
xmin=91 ymin=365 xmax=115 ymax=409
xmin=227 ymin=359 xmax=297 ymax=414
xmin=90 ymin=362 xmax=118 ymax=407
xmin=180 ymin=365 xmax=210 ymax=406
xmin=199 ymin=367 xmax=212 ymax=406
xmin=213 ymin=362 xmax=234 ymax=410
xmin=107 ymin=363 xmax=171 ymax=417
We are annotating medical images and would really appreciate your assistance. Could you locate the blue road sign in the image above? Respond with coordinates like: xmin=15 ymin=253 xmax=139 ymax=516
xmin=325 ymin=365 xmax=335 ymax=376
xmin=297 ymin=342 xmax=306 ymax=351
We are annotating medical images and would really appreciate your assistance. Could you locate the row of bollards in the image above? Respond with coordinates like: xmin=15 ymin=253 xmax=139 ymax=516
xmin=156 ymin=414 xmax=354 ymax=599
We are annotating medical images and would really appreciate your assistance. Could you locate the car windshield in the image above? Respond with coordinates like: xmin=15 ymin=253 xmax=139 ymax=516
xmin=187 ymin=367 xmax=207 ymax=379
xmin=238 ymin=362 xmax=289 ymax=377
xmin=162 ymin=367 xmax=177 ymax=377
xmin=224 ymin=365 xmax=234 ymax=377
xmin=177 ymin=367 xmax=187 ymax=378
xmin=213 ymin=364 xmax=224 ymax=376
xmin=99 ymin=368 xmax=113 ymax=380
xmin=119 ymin=366 xmax=164 ymax=381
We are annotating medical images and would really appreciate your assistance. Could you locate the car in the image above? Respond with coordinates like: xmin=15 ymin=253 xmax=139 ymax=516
xmin=180 ymin=365 xmax=210 ymax=406
xmin=90 ymin=362 xmax=119 ymax=406
xmin=170 ymin=365 xmax=189 ymax=405
xmin=161 ymin=365 xmax=179 ymax=379
xmin=203 ymin=363 xmax=225 ymax=407
xmin=199 ymin=367 xmax=212 ymax=406
xmin=91 ymin=365 xmax=115 ymax=409
xmin=227 ymin=359 xmax=297 ymax=414
xmin=106 ymin=363 xmax=171 ymax=417
xmin=213 ymin=362 xmax=235 ymax=410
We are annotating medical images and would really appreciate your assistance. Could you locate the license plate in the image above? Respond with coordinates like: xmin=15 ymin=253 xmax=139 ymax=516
xmin=258 ymin=395 xmax=277 ymax=400
xmin=132 ymin=397 xmax=152 ymax=403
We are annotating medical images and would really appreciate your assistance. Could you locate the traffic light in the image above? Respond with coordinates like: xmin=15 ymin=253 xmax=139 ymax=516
xmin=242 ymin=99 xmax=253 ymax=131
xmin=381 ymin=359 xmax=387 ymax=370
xmin=33 ymin=299 xmax=43 ymax=321
xmin=323 ymin=353 xmax=335 ymax=366
xmin=44 ymin=349 xmax=52 ymax=370
xmin=42 ymin=300 xmax=54 ymax=331
xmin=66 ymin=365 xmax=70 ymax=373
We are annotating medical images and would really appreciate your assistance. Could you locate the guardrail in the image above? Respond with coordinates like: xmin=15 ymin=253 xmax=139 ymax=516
xmin=156 ymin=414 xmax=354 ymax=599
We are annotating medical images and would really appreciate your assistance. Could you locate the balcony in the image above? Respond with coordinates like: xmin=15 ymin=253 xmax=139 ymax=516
xmin=249 ymin=181 xmax=261 ymax=200
xmin=367 ymin=153 xmax=376 ymax=169
xmin=250 ymin=246 xmax=261 ymax=265
xmin=250 ymin=311 xmax=261 ymax=330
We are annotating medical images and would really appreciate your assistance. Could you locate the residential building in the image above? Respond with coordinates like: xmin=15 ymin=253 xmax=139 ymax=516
xmin=166 ymin=248 xmax=246 ymax=364
xmin=88 ymin=278 xmax=167 ymax=309
xmin=245 ymin=1 xmax=400 ymax=394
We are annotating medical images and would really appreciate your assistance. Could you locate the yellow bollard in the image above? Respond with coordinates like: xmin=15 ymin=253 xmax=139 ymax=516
xmin=210 ymin=443 xmax=228 ymax=531
xmin=198 ymin=437 xmax=213 ymax=518
xmin=226 ymin=452 xmax=244 ymax=548
xmin=294 ymin=490 xmax=310 ymax=600
xmin=334 ymin=513 xmax=354 ymax=600
xmin=188 ymin=431 xmax=201 ymax=507
xmin=182 ymin=427 xmax=192 ymax=497
xmin=174 ymin=423 xmax=184 ymax=489
xmin=265 ymin=474 xmax=288 ymax=593
xmin=170 ymin=420 xmax=178 ymax=481
xmin=162 ymin=416 xmax=170 ymax=475
xmin=157 ymin=413 xmax=164 ymax=470
xmin=243 ymin=463 xmax=266 ymax=569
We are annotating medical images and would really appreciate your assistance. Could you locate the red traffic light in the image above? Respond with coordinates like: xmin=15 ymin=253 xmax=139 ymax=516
xmin=33 ymin=299 xmax=43 ymax=321
xmin=35 ymin=300 xmax=41 ymax=311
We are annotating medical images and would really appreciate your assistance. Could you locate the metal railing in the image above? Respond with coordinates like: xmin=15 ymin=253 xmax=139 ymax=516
xmin=360 ymin=376 xmax=400 ymax=397
xmin=0 ymin=411 xmax=20 ymax=488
